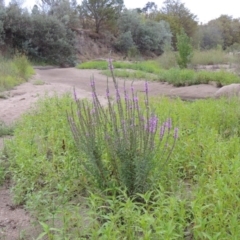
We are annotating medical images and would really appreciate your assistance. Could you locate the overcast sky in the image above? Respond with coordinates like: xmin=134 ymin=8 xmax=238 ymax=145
xmin=5 ymin=0 xmax=240 ymax=24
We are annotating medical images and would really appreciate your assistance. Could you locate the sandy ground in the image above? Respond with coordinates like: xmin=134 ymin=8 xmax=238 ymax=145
xmin=0 ymin=67 xmax=219 ymax=239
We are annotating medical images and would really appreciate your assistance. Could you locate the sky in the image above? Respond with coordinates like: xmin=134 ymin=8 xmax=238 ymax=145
xmin=4 ymin=0 xmax=240 ymax=24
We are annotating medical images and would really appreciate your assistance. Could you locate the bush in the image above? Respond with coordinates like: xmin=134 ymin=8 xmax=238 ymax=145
xmin=114 ymin=31 xmax=135 ymax=53
xmin=0 ymin=54 xmax=34 ymax=92
xmin=117 ymin=10 xmax=172 ymax=54
xmin=1 ymin=3 xmax=77 ymax=66
xmin=68 ymin=62 xmax=178 ymax=196
xmin=176 ymin=30 xmax=193 ymax=68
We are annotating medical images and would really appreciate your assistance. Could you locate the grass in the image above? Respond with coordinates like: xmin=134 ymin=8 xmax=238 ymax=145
xmin=102 ymin=67 xmax=240 ymax=87
xmin=3 ymin=91 xmax=240 ymax=239
xmin=102 ymin=69 xmax=159 ymax=81
xmin=32 ymin=79 xmax=45 ymax=85
xmin=0 ymin=54 xmax=34 ymax=92
xmin=191 ymin=49 xmax=229 ymax=65
xmin=78 ymin=59 xmax=240 ymax=87
xmin=0 ymin=121 xmax=15 ymax=137
xmin=77 ymin=60 xmax=162 ymax=74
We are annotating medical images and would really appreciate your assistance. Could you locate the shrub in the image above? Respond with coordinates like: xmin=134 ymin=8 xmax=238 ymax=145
xmin=1 ymin=3 xmax=77 ymax=66
xmin=176 ymin=29 xmax=193 ymax=68
xmin=114 ymin=31 xmax=135 ymax=53
xmin=68 ymin=61 xmax=178 ymax=196
xmin=117 ymin=10 xmax=172 ymax=54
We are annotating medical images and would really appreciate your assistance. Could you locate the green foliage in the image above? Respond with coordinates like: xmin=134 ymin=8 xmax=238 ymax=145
xmin=102 ymin=69 xmax=159 ymax=80
xmin=197 ymin=24 xmax=223 ymax=50
xmin=191 ymin=49 xmax=228 ymax=65
xmin=78 ymin=60 xmax=240 ymax=87
xmin=0 ymin=121 xmax=14 ymax=137
xmin=6 ymin=92 xmax=240 ymax=239
xmin=29 ymin=14 xmax=77 ymax=66
xmin=77 ymin=60 xmax=109 ymax=70
xmin=114 ymin=31 xmax=135 ymax=53
xmin=80 ymin=0 xmax=124 ymax=33
xmin=176 ymin=29 xmax=193 ymax=68
xmin=156 ymin=0 xmax=198 ymax=49
xmin=117 ymin=10 xmax=172 ymax=54
xmin=0 ymin=54 xmax=34 ymax=92
xmin=0 ymin=3 xmax=77 ymax=66
xmin=77 ymin=60 xmax=162 ymax=74
xmin=157 ymin=48 xmax=178 ymax=69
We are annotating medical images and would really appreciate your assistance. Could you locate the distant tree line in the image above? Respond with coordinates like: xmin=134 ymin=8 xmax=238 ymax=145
xmin=0 ymin=0 xmax=240 ymax=65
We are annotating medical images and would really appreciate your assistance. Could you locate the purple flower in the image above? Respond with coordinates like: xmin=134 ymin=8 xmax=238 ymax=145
xmin=160 ymin=124 xmax=166 ymax=140
xmin=134 ymin=96 xmax=138 ymax=103
xmin=131 ymin=85 xmax=134 ymax=94
xmin=165 ymin=118 xmax=172 ymax=131
xmin=124 ymin=93 xmax=129 ymax=101
xmin=147 ymin=115 xmax=158 ymax=133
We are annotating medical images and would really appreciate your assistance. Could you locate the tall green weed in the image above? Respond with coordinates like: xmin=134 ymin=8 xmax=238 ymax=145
xmin=0 ymin=54 xmax=34 ymax=92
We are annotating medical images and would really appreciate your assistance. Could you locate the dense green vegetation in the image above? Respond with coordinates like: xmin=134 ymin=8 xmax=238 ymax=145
xmin=1 ymin=0 xmax=240 ymax=239
xmin=77 ymin=58 xmax=240 ymax=87
xmin=1 ymin=0 xmax=240 ymax=65
xmin=2 ymin=91 xmax=240 ymax=239
xmin=0 ymin=54 xmax=34 ymax=92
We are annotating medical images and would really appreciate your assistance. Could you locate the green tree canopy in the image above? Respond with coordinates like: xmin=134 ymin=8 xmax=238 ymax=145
xmin=80 ymin=0 xmax=124 ymax=33
xmin=156 ymin=0 xmax=198 ymax=49
xmin=116 ymin=10 xmax=172 ymax=54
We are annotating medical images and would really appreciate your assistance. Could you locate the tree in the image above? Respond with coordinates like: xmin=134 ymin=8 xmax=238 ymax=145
xmin=198 ymin=24 xmax=223 ymax=49
xmin=38 ymin=0 xmax=80 ymax=29
xmin=142 ymin=1 xmax=158 ymax=19
xmin=156 ymin=0 xmax=198 ymax=49
xmin=80 ymin=0 xmax=124 ymax=33
xmin=116 ymin=10 xmax=172 ymax=54
xmin=176 ymin=29 xmax=193 ymax=68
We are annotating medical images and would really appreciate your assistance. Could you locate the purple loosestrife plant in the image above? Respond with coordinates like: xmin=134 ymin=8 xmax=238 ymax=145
xmin=68 ymin=60 xmax=178 ymax=196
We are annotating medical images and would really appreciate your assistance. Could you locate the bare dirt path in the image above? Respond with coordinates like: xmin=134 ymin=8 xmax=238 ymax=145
xmin=0 ymin=67 xmax=219 ymax=239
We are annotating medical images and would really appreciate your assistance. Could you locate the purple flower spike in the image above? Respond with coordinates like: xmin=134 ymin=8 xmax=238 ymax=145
xmin=165 ymin=118 xmax=172 ymax=131
xmin=147 ymin=115 xmax=158 ymax=133
xmin=160 ymin=124 xmax=166 ymax=139
xmin=134 ymin=96 xmax=138 ymax=103
xmin=131 ymin=85 xmax=134 ymax=94
xmin=174 ymin=127 xmax=179 ymax=139
xmin=124 ymin=93 xmax=129 ymax=101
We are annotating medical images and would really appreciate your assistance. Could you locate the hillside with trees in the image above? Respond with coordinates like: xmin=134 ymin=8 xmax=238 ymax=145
xmin=0 ymin=0 xmax=240 ymax=66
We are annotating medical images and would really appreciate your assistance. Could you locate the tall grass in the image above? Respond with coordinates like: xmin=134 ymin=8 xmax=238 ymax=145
xmin=78 ymin=59 xmax=240 ymax=86
xmin=0 ymin=54 xmax=34 ymax=92
xmin=191 ymin=49 xmax=229 ymax=65
xmin=77 ymin=60 xmax=161 ymax=74
xmin=102 ymin=68 xmax=240 ymax=87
